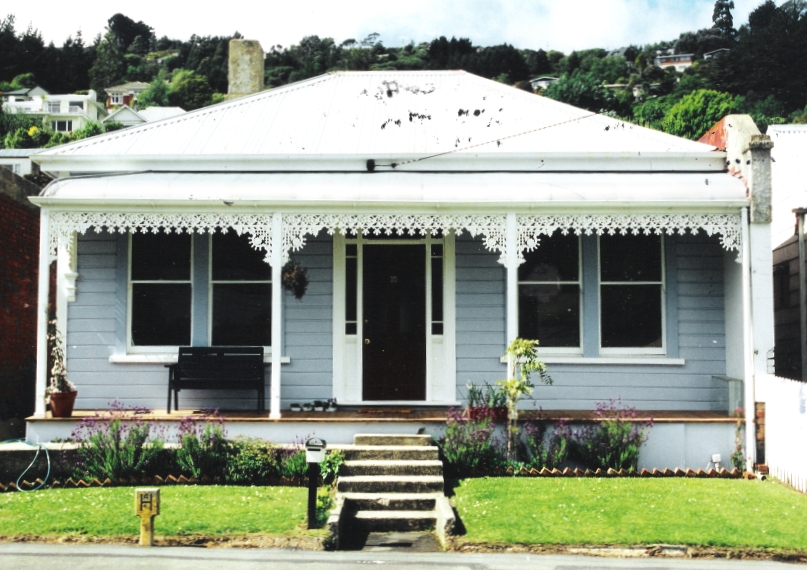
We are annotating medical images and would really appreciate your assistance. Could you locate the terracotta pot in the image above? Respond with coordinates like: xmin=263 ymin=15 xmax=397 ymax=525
xmin=50 ymin=390 xmax=77 ymax=418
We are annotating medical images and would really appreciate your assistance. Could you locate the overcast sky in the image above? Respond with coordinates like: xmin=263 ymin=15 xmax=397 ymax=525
xmin=6 ymin=0 xmax=772 ymax=54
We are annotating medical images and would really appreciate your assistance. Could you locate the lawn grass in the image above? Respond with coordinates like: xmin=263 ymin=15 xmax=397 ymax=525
xmin=452 ymin=477 xmax=807 ymax=551
xmin=0 ymin=486 xmax=318 ymax=539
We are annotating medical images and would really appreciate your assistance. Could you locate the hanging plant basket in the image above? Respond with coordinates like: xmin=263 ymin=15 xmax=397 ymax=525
xmin=281 ymin=260 xmax=309 ymax=299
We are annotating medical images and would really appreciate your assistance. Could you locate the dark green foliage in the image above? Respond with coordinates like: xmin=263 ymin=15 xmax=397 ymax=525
xmin=168 ymin=69 xmax=214 ymax=110
xmin=713 ymin=0 xmax=736 ymax=36
xmin=661 ymin=89 xmax=739 ymax=139
xmin=176 ymin=413 xmax=230 ymax=480
xmin=543 ymin=70 xmax=613 ymax=112
xmin=89 ymin=31 xmax=125 ymax=96
xmin=227 ymin=437 xmax=279 ymax=484
xmin=108 ymin=13 xmax=154 ymax=52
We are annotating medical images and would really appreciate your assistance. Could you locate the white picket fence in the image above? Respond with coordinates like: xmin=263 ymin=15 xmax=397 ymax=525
xmin=761 ymin=374 xmax=807 ymax=493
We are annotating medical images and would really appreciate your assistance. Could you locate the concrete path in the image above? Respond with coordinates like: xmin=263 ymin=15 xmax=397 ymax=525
xmin=0 ymin=543 xmax=802 ymax=569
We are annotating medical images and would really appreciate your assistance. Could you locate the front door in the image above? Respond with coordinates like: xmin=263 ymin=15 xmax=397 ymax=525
xmin=362 ymin=244 xmax=427 ymax=400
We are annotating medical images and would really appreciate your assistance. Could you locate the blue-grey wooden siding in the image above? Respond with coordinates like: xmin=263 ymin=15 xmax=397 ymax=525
xmin=68 ymin=230 xmax=726 ymax=412
xmin=453 ymin=232 xmax=728 ymax=411
xmin=66 ymin=230 xmax=333 ymax=411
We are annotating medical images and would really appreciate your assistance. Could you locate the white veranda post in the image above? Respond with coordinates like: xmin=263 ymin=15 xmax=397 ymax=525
xmin=505 ymin=213 xmax=519 ymax=380
xmin=34 ymin=209 xmax=51 ymax=418
xmin=270 ymin=212 xmax=284 ymax=419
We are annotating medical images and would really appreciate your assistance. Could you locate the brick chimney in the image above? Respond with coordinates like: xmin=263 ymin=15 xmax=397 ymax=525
xmin=227 ymin=39 xmax=265 ymax=100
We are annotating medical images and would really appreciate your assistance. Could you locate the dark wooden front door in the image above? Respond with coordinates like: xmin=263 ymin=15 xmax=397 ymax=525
xmin=362 ymin=244 xmax=427 ymax=400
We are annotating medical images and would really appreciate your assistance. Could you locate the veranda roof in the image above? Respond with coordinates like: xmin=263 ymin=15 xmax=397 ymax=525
xmin=35 ymin=71 xmax=724 ymax=173
xmin=35 ymin=171 xmax=746 ymax=210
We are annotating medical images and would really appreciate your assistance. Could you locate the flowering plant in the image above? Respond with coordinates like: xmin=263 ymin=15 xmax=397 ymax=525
xmin=46 ymin=319 xmax=76 ymax=395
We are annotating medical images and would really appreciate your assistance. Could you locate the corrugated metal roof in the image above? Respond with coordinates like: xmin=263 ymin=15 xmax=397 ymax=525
xmin=138 ymin=106 xmax=186 ymax=122
xmin=38 ymin=171 xmax=746 ymax=208
xmin=39 ymin=71 xmax=716 ymax=162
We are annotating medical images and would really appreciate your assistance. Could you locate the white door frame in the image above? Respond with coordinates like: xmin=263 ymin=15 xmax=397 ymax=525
xmin=332 ymin=231 xmax=457 ymax=404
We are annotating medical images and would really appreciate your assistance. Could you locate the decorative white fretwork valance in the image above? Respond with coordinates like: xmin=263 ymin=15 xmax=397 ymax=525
xmin=47 ymin=210 xmax=743 ymax=264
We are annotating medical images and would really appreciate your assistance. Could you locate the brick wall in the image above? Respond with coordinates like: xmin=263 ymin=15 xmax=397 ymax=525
xmin=0 ymin=168 xmax=41 ymax=420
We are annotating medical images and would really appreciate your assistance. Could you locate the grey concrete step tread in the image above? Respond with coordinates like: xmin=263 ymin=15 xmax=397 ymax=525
xmin=339 ymin=492 xmax=444 ymax=501
xmin=339 ymin=475 xmax=444 ymax=482
xmin=354 ymin=434 xmax=435 ymax=446
xmin=354 ymin=510 xmax=437 ymax=520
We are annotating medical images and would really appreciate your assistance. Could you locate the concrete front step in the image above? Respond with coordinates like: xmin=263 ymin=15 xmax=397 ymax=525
xmin=353 ymin=434 xmax=434 ymax=447
xmin=352 ymin=510 xmax=437 ymax=532
xmin=337 ymin=475 xmax=445 ymax=494
xmin=341 ymin=492 xmax=441 ymax=511
xmin=341 ymin=459 xmax=444 ymax=477
xmin=342 ymin=445 xmax=439 ymax=461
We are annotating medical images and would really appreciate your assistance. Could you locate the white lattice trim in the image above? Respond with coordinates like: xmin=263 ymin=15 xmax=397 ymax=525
xmin=282 ymin=214 xmax=507 ymax=258
xmin=48 ymin=212 xmax=276 ymax=261
xmin=517 ymin=213 xmax=743 ymax=260
xmin=47 ymin=211 xmax=743 ymax=263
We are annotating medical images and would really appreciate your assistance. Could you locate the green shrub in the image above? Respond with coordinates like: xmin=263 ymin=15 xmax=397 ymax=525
xmin=227 ymin=437 xmax=279 ymax=484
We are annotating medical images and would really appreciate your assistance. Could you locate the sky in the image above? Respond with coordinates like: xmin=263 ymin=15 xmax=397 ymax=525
xmin=5 ymin=0 xmax=772 ymax=54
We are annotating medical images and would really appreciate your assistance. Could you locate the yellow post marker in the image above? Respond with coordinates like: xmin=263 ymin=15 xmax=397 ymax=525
xmin=135 ymin=488 xmax=160 ymax=546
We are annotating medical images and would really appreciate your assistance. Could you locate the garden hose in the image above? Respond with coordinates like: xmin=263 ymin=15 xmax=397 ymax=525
xmin=1 ymin=439 xmax=50 ymax=491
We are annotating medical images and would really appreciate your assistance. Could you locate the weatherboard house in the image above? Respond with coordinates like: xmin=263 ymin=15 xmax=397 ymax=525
xmin=27 ymin=71 xmax=773 ymax=469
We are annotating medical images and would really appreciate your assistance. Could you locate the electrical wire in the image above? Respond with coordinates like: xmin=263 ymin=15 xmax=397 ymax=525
xmin=1 ymin=439 xmax=50 ymax=491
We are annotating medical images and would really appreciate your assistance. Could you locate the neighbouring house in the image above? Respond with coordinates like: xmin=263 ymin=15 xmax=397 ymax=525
xmin=104 ymin=81 xmax=150 ymax=110
xmin=704 ymin=48 xmax=730 ymax=61
xmin=0 ymin=166 xmax=42 ymax=438
xmin=2 ymin=87 xmax=108 ymax=133
xmin=1 ymin=86 xmax=49 ymax=102
xmin=655 ymin=49 xmax=694 ymax=72
xmin=528 ymin=76 xmax=558 ymax=91
xmin=101 ymin=105 xmax=187 ymax=128
xmin=764 ymin=124 xmax=807 ymax=381
xmin=0 ymin=149 xmax=44 ymax=177
xmin=26 ymin=65 xmax=774 ymax=470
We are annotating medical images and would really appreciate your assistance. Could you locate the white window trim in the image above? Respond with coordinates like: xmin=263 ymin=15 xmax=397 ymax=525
xmin=126 ymin=232 xmax=194 ymax=354
xmin=598 ymin=234 xmax=666 ymax=356
xmin=207 ymin=232 xmax=272 ymax=350
xmin=520 ymin=234 xmax=584 ymax=356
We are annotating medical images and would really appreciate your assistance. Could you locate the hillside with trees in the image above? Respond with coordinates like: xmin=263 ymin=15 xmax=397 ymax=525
xmin=1 ymin=0 xmax=806 ymax=149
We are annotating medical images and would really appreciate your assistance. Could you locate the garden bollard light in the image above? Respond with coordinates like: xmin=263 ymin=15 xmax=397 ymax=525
xmin=304 ymin=437 xmax=326 ymax=529
xmin=135 ymin=488 xmax=160 ymax=546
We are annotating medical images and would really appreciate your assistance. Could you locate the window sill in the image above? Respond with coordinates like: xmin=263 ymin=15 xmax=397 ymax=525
xmin=502 ymin=356 xmax=685 ymax=366
xmin=109 ymin=354 xmax=291 ymax=364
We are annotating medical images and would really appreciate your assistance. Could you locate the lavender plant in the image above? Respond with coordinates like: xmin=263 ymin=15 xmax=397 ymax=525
xmin=523 ymin=420 xmax=568 ymax=470
xmin=175 ymin=410 xmax=230 ymax=480
xmin=567 ymin=399 xmax=652 ymax=472
xmin=69 ymin=400 xmax=165 ymax=482
xmin=438 ymin=408 xmax=503 ymax=477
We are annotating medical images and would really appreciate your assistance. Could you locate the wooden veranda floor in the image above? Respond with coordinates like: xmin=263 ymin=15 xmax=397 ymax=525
xmin=32 ymin=408 xmax=737 ymax=424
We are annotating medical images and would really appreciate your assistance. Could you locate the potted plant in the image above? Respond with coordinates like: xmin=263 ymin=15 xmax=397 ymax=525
xmin=325 ymin=398 xmax=338 ymax=412
xmin=465 ymin=382 xmax=507 ymax=421
xmin=313 ymin=400 xmax=325 ymax=412
xmin=289 ymin=403 xmax=302 ymax=412
xmin=46 ymin=320 xmax=77 ymax=418
xmin=302 ymin=402 xmax=313 ymax=412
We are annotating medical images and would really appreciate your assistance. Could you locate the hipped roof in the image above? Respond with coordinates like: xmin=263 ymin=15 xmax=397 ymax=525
xmin=36 ymin=71 xmax=723 ymax=173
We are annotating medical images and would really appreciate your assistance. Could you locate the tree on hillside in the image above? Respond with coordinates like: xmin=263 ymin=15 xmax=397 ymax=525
xmin=661 ymin=89 xmax=738 ymax=139
xmin=713 ymin=0 xmax=736 ymax=36
xmin=108 ymin=13 xmax=154 ymax=52
xmin=168 ymin=69 xmax=213 ymax=110
xmin=89 ymin=31 xmax=125 ymax=95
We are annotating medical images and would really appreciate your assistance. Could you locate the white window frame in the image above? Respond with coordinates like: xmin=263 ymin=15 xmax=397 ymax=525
xmin=207 ymin=232 xmax=272 ymax=349
xmin=598 ymin=234 xmax=666 ymax=356
xmin=518 ymin=234 xmax=583 ymax=356
xmin=110 ymin=93 xmax=123 ymax=105
xmin=126 ymin=232 xmax=194 ymax=353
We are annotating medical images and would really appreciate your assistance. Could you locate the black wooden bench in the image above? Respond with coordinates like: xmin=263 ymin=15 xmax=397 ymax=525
xmin=166 ymin=346 xmax=267 ymax=413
